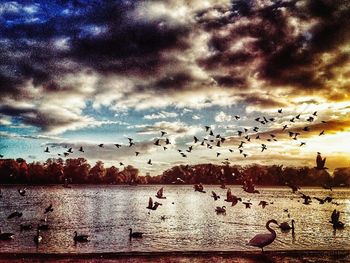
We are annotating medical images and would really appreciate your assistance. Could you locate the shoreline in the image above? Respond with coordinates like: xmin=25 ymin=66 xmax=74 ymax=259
xmin=0 ymin=250 xmax=349 ymax=262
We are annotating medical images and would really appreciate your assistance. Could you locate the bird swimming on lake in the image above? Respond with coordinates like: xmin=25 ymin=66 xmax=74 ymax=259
xmin=147 ymin=159 xmax=152 ymax=165
xmin=20 ymin=224 xmax=32 ymax=231
xmin=7 ymin=211 xmax=22 ymax=219
xmin=279 ymin=220 xmax=295 ymax=232
xmin=248 ymin=219 xmax=278 ymax=252
xmin=0 ymin=229 xmax=14 ymax=240
xmin=34 ymin=225 xmax=42 ymax=245
xmin=18 ymin=188 xmax=26 ymax=196
xmin=129 ymin=228 xmax=143 ymax=239
xmin=79 ymin=146 xmax=84 ymax=152
xmin=44 ymin=147 xmax=50 ymax=153
xmin=74 ymin=231 xmax=89 ymax=242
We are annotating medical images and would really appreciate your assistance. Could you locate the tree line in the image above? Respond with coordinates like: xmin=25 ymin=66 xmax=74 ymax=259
xmin=0 ymin=158 xmax=349 ymax=186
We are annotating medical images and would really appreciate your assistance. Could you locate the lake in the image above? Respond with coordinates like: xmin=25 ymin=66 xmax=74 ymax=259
xmin=0 ymin=185 xmax=348 ymax=253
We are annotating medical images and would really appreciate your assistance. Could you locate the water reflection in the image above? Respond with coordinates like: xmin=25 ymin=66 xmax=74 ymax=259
xmin=0 ymin=185 xmax=348 ymax=253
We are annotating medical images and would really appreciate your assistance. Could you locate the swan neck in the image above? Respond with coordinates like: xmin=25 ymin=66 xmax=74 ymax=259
xmin=266 ymin=221 xmax=276 ymax=236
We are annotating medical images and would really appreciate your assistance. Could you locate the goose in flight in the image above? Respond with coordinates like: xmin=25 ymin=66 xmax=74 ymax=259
xmin=44 ymin=204 xmax=53 ymax=214
xmin=247 ymin=219 xmax=278 ymax=252
xmin=315 ymin=152 xmax=327 ymax=170
xmin=330 ymin=209 xmax=345 ymax=229
xmin=161 ymin=131 xmax=167 ymax=137
xmin=215 ymin=206 xmax=226 ymax=214
xmin=154 ymin=139 xmax=161 ymax=146
xmin=259 ymin=201 xmax=268 ymax=209
xmin=211 ymin=191 xmax=220 ymax=201
xmin=155 ymin=187 xmax=166 ymax=199
xmin=146 ymin=197 xmax=162 ymax=210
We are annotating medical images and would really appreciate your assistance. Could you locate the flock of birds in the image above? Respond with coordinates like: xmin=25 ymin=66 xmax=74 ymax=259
xmin=38 ymin=108 xmax=329 ymax=167
xmin=0 ymin=108 xmax=346 ymax=252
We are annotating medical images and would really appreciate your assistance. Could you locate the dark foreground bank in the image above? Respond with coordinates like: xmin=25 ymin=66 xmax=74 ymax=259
xmin=0 ymin=251 xmax=349 ymax=263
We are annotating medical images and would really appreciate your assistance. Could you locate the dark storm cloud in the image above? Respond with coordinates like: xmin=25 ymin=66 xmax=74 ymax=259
xmin=0 ymin=0 xmax=190 ymax=95
xmin=196 ymin=0 xmax=350 ymax=94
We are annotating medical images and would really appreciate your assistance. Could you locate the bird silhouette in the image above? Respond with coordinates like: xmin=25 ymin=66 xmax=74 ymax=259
xmin=146 ymin=197 xmax=162 ymax=210
xmin=44 ymin=204 xmax=53 ymax=214
xmin=248 ymin=219 xmax=278 ymax=252
xmin=259 ymin=201 xmax=268 ymax=208
xmin=315 ymin=152 xmax=327 ymax=170
xmin=211 ymin=191 xmax=220 ymax=201
xmin=44 ymin=147 xmax=50 ymax=153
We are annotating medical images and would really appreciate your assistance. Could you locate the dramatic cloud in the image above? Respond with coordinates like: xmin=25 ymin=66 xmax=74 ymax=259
xmin=1 ymin=0 xmax=350 ymax=173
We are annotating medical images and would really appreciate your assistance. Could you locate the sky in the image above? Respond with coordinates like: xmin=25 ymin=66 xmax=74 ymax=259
xmin=1 ymin=0 xmax=350 ymax=175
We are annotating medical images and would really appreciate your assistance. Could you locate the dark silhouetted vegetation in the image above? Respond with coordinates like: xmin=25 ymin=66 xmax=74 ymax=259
xmin=0 ymin=158 xmax=349 ymax=186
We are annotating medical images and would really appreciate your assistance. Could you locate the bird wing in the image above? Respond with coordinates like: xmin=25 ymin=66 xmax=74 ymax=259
xmin=248 ymin=233 xmax=273 ymax=247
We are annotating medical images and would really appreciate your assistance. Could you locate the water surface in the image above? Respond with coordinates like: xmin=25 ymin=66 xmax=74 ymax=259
xmin=0 ymin=185 xmax=349 ymax=253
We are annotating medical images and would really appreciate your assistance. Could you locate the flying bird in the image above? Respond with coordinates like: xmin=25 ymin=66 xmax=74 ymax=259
xmin=44 ymin=204 xmax=53 ymax=214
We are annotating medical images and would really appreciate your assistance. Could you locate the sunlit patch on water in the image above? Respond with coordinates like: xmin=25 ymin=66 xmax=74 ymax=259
xmin=0 ymin=185 xmax=348 ymax=253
